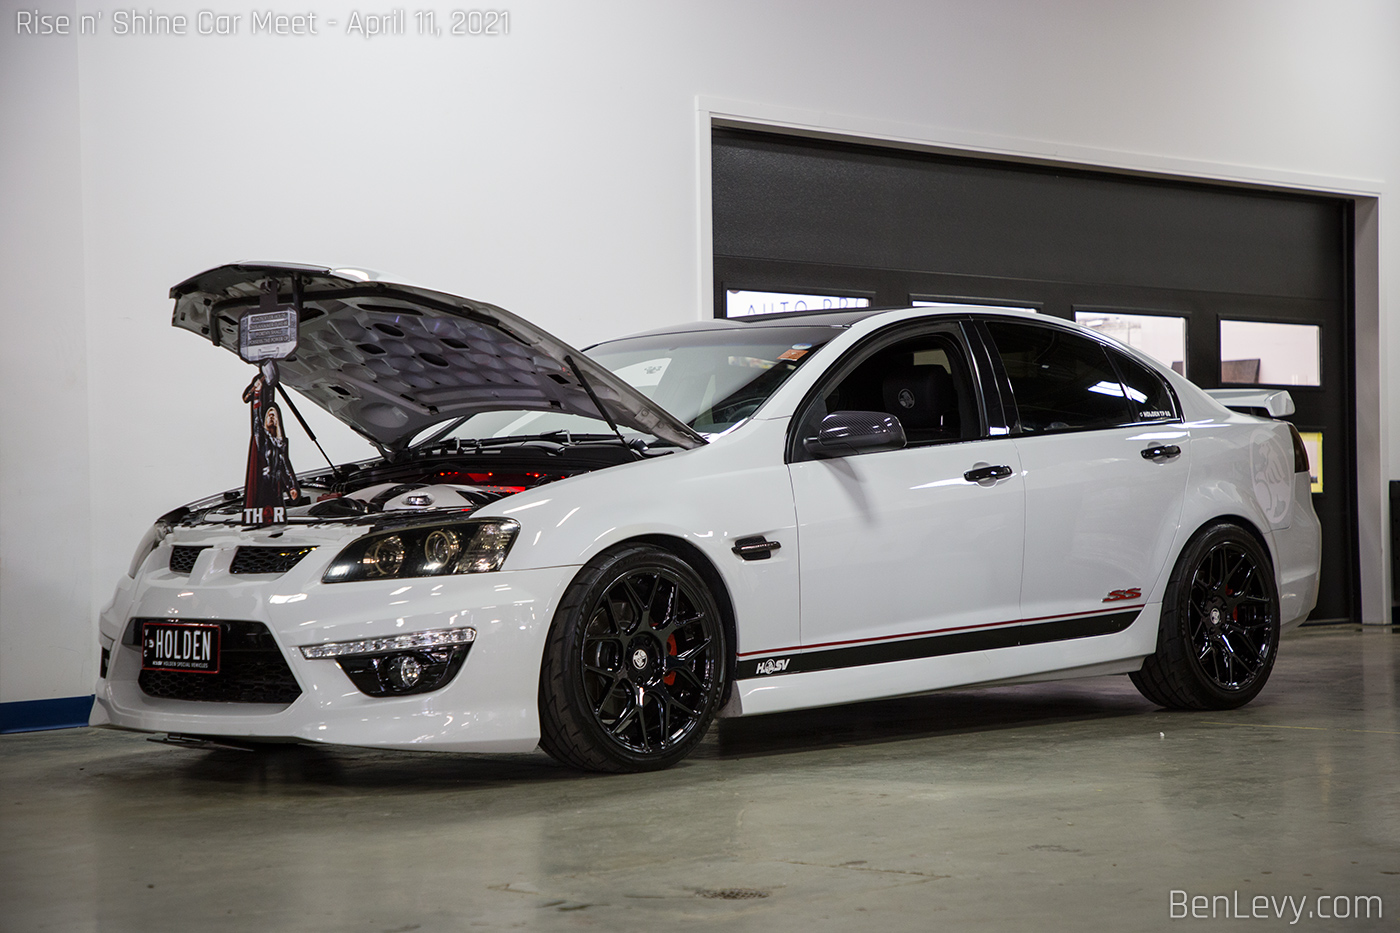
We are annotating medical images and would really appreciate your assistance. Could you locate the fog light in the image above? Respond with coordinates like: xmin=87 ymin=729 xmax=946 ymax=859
xmin=386 ymin=654 xmax=424 ymax=690
xmin=299 ymin=627 xmax=475 ymax=659
xmin=300 ymin=628 xmax=476 ymax=698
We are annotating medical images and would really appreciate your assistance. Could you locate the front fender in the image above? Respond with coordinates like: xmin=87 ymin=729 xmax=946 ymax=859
xmin=489 ymin=419 xmax=801 ymax=656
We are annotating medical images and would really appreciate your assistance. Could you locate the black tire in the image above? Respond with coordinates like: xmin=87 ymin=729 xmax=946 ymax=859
xmin=1131 ymin=522 xmax=1281 ymax=710
xmin=538 ymin=545 xmax=728 ymax=772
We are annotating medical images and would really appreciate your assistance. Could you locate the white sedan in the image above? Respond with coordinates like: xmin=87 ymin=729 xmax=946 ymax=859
xmin=93 ymin=263 xmax=1321 ymax=771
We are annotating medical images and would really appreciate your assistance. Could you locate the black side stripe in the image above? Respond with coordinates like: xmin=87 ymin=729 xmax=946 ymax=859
xmin=736 ymin=609 xmax=1141 ymax=680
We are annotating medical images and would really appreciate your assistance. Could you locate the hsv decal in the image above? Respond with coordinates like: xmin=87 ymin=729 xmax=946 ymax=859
xmin=1250 ymin=427 xmax=1294 ymax=526
xmin=754 ymin=658 xmax=791 ymax=675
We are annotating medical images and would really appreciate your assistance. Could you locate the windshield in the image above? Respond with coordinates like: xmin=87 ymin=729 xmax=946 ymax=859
xmin=415 ymin=324 xmax=840 ymax=446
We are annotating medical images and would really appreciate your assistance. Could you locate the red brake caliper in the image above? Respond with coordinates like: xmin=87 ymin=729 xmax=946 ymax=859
xmin=664 ymin=634 xmax=677 ymax=685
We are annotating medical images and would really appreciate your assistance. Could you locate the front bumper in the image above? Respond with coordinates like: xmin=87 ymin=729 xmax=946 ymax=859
xmin=94 ymin=535 xmax=575 ymax=753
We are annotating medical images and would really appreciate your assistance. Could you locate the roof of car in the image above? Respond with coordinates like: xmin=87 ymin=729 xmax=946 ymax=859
xmin=598 ymin=303 xmax=1043 ymax=343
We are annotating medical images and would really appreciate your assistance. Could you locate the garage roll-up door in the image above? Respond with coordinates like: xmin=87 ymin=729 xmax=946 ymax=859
xmin=713 ymin=127 xmax=1355 ymax=623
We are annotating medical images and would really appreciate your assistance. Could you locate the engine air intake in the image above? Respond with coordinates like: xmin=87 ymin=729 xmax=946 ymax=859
xmin=169 ymin=546 xmax=210 ymax=574
xmin=230 ymin=546 xmax=314 ymax=575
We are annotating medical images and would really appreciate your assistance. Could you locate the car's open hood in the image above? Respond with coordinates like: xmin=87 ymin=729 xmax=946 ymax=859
xmin=170 ymin=262 xmax=706 ymax=451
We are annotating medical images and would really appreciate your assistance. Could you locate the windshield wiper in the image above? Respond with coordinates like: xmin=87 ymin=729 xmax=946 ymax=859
xmin=410 ymin=417 xmax=469 ymax=451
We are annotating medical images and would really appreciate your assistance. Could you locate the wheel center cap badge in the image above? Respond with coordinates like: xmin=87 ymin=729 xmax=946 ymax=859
xmin=1209 ymin=608 xmax=1222 ymax=625
xmin=631 ymin=648 xmax=649 ymax=670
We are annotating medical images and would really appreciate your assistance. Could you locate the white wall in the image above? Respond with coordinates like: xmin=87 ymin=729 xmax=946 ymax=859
xmin=1 ymin=0 xmax=94 ymax=705
xmin=3 ymin=0 xmax=1398 ymax=705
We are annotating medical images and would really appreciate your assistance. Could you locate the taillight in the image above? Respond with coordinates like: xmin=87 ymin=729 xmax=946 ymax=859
xmin=1287 ymin=423 xmax=1309 ymax=474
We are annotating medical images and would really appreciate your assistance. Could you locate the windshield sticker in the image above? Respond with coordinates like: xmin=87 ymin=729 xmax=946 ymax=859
xmin=611 ymin=357 xmax=671 ymax=388
xmin=776 ymin=348 xmax=809 ymax=362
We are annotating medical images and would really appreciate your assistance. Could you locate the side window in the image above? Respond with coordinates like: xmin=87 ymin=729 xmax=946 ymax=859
xmin=1109 ymin=349 xmax=1179 ymax=423
xmin=795 ymin=328 xmax=982 ymax=450
xmin=984 ymin=321 xmax=1130 ymax=434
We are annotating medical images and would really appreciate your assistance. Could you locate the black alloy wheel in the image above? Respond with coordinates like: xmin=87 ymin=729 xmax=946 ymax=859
xmin=539 ymin=545 xmax=727 ymax=772
xmin=1131 ymin=523 xmax=1281 ymax=710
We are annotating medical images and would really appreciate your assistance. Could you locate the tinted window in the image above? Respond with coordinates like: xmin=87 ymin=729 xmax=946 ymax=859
xmin=985 ymin=321 xmax=1130 ymax=433
xmin=1109 ymin=349 xmax=1178 ymax=423
xmin=796 ymin=327 xmax=981 ymax=450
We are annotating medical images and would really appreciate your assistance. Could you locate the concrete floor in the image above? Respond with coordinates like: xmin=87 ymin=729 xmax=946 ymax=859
xmin=2 ymin=627 xmax=1397 ymax=933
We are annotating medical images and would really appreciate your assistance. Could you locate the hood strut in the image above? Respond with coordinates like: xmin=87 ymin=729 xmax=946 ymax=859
xmin=565 ymin=354 xmax=640 ymax=460
xmin=276 ymin=384 xmax=342 ymax=479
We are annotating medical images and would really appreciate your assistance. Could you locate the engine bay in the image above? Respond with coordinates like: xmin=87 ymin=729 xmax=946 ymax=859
xmin=168 ymin=443 xmax=637 ymax=528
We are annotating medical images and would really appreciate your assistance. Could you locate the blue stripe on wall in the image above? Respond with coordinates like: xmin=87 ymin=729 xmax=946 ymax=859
xmin=0 ymin=696 xmax=94 ymax=734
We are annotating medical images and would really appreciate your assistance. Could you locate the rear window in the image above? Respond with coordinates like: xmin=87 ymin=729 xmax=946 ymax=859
xmin=985 ymin=321 xmax=1130 ymax=433
xmin=1109 ymin=348 xmax=1179 ymax=423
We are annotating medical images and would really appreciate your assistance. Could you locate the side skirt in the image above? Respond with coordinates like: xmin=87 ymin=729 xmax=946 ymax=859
xmin=727 ymin=606 xmax=1159 ymax=717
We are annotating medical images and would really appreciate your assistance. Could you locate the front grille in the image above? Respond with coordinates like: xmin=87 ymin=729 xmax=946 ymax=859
xmin=169 ymin=546 xmax=209 ymax=574
xmin=230 ymin=546 xmax=314 ymax=575
xmin=137 ymin=620 xmax=302 ymax=705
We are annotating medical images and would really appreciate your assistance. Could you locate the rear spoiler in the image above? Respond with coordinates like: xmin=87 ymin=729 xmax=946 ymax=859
xmin=1205 ymin=388 xmax=1296 ymax=418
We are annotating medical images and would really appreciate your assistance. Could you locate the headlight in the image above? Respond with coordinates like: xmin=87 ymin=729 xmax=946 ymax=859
xmin=321 ymin=519 xmax=519 ymax=583
xmin=127 ymin=521 xmax=172 ymax=578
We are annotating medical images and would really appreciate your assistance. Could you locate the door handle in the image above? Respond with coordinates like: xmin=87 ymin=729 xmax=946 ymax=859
xmin=964 ymin=464 xmax=1013 ymax=484
xmin=1140 ymin=444 xmax=1182 ymax=462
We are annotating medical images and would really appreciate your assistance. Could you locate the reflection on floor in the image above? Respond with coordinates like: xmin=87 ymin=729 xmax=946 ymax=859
xmin=2 ymin=626 xmax=1396 ymax=932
